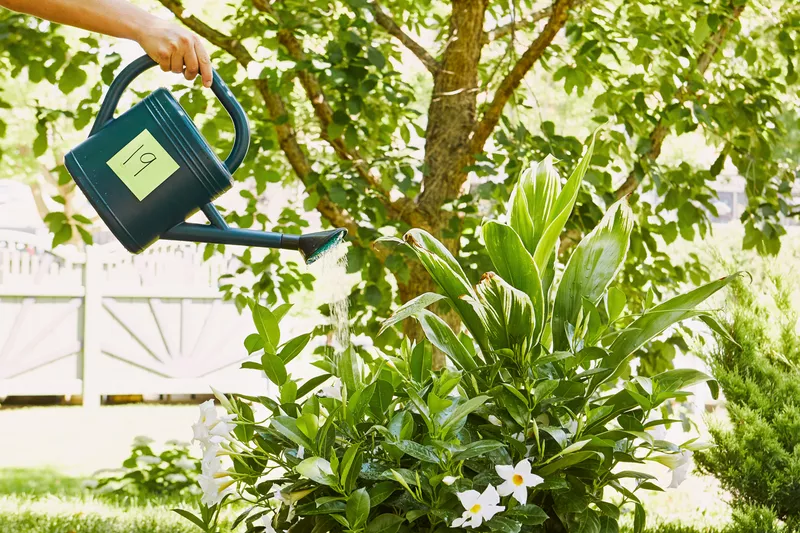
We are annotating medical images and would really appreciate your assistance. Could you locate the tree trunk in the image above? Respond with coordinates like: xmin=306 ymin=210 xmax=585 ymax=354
xmin=418 ymin=0 xmax=488 ymax=221
xmin=397 ymin=0 xmax=488 ymax=368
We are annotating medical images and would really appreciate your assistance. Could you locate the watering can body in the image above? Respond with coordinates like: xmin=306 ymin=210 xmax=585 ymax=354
xmin=65 ymin=55 xmax=245 ymax=254
xmin=64 ymin=56 xmax=345 ymax=263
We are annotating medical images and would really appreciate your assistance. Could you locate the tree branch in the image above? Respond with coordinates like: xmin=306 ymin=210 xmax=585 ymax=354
xmin=470 ymin=0 xmax=573 ymax=154
xmin=483 ymin=0 xmax=590 ymax=43
xmin=368 ymin=1 xmax=440 ymax=74
xmin=614 ymin=2 xmax=746 ymax=199
xmin=155 ymin=0 xmax=362 ymax=240
xmin=251 ymin=0 xmax=428 ymax=229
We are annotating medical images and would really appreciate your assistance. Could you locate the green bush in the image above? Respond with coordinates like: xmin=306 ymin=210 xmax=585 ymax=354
xmin=87 ymin=436 xmax=201 ymax=497
xmin=180 ymin=146 xmax=736 ymax=533
xmin=695 ymin=276 xmax=800 ymax=533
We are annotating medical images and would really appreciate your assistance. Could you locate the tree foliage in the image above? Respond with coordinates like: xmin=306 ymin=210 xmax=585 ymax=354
xmin=0 ymin=0 xmax=798 ymax=351
xmin=696 ymin=275 xmax=800 ymax=533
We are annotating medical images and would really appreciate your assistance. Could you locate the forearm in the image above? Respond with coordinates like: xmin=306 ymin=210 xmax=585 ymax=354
xmin=0 ymin=0 xmax=157 ymax=41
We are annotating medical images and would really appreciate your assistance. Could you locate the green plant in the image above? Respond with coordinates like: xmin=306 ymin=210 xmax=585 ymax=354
xmin=87 ymin=436 xmax=201 ymax=497
xmin=695 ymin=275 xmax=800 ymax=533
xmin=178 ymin=147 xmax=736 ymax=533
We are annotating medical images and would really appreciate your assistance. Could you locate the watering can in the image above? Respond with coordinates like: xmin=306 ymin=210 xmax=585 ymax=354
xmin=64 ymin=55 xmax=346 ymax=264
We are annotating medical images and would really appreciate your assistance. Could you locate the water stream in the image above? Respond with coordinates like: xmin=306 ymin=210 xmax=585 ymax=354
xmin=310 ymin=243 xmax=350 ymax=352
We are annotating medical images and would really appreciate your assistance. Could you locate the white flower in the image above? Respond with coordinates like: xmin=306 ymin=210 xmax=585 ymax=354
xmin=496 ymin=459 xmax=543 ymax=504
xmin=443 ymin=476 xmax=459 ymax=486
xmin=488 ymin=415 xmax=502 ymax=426
xmin=319 ymin=382 xmax=342 ymax=400
xmin=199 ymin=473 xmax=235 ymax=506
xmin=297 ymin=445 xmax=305 ymax=459
xmin=452 ymin=485 xmax=505 ymax=528
xmin=192 ymin=400 xmax=236 ymax=446
xmin=512 ymin=432 xmax=525 ymax=442
xmin=261 ymin=512 xmax=277 ymax=533
xmin=136 ymin=455 xmax=161 ymax=465
xmin=565 ymin=419 xmax=578 ymax=435
xmin=175 ymin=458 xmax=197 ymax=471
xmin=669 ymin=450 xmax=693 ymax=488
xmin=649 ymin=425 xmax=668 ymax=441
xmin=133 ymin=436 xmax=155 ymax=446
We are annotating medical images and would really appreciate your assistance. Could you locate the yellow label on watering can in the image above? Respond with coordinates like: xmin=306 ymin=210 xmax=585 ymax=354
xmin=107 ymin=129 xmax=180 ymax=200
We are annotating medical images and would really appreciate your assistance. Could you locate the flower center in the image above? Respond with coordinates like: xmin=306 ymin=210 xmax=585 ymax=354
xmin=470 ymin=504 xmax=482 ymax=514
xmin=513 ymin=474 xmax=524 ymax=486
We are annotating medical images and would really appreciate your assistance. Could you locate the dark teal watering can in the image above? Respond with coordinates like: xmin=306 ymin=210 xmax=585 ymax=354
xmin=65 ymin=55 xmax=345 ymax=264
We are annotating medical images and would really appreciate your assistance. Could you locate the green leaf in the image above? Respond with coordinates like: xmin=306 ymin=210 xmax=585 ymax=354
xmin=366 ymin=514 xmax=404 ymax=533
xmin=652 ymin=368 xmax=718 ymax=399
xmin=280 ymin=333 xmax=310 ymax=364
xmin=633 ymin=503 xmax=645 ymax=533
xmin=52 ymin=224 xmax=72 ymax=248
xmin=367 ymin=47 xmax=386 ymax=70
xmin=698 ymin=313 xmax=739 ymax=348
xmin=553 ymin=200 xmax=634 ymax=351
xmin=442 ymin=395 xmax=489 ymax=436
xmin=336 ymin=346 xmax=363 ymax=394
xmin=379 ymin=292 xmax=447 ymax=335
xmin=472 ymin=272 xmax=534 ymax=356
xmin=244 ymin=333 xmax=263 ymax=354
xmin=172 ymin=508 xmax=207 ymax=530
xmin=271 ymin=416 xmax=314 ymax=449
xmin=606 ymin=287 xmax=627 ymax=324
xmin=607 ymin=274 xmax=740 ymax=373
xmin=76 ymin=226 xmax=93 ymax=245
xmin=58 ymin=62 xmax=88 ymax=94
xmin=368 ymin=483 xmax=398 ymax=508
xmin=394 ymin=440 xmax=439 ymax=463
xmin=417 ymin=309 xmax=478 ymax=371
xmin=487 ymin=516 xmax=522 ymax=533
xmin=482 ymin=221 xmax=544 ymax=339
xmin=452 ymin=440 xmax=505 ymax=461
xmin=533 ymin=135 xmax=595 ymax=272
xmin=511 ymin=155 xmax=561 ymax=254
xmin=537 ymin=451 xmax=601 ymax=476
xmin=506 ymin=504 xmax=549 ymax=526
xmin=297 ymin=373 xmax=332 ymax=398
xmin=252 ymin=304 xmax=280 ymax=352
xmin=296 ymin=457 xmax=337 ymax=486
xmin=262 ymin=352 xmax=288 ymax=385
xmin=402 ymin=229 xmax=488 ymax=352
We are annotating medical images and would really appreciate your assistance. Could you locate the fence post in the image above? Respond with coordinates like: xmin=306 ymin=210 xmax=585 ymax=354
xmin=82 ymin=246 xmax=102 ymax=408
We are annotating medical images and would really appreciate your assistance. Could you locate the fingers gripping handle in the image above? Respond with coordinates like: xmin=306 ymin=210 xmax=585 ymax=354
xmin=90 ymin=55 xmax=250 ymax=174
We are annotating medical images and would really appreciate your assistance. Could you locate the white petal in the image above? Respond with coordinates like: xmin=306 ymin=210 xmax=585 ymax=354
xmin=496 ymin=480 xmax=515 ymax=497
xmin=479 ymin=485 xmax=500 ymax=506
xmin=512 ymin=485 xmax=528 ymax=505
xmin=514 ymin=458 xmax=532 ymax=476
xmin=470 ymin=514 xmax=483 ymax=528
xmin=523 ymin=473 xmax=544 ymax=487
xmin=443 ymin=476 xmax=458 ymax=486
xmin=452 ymin=517 xmax=466 ymax=528
xmin=457 ymin=489 xmax=481 ymax=510
xmin=495 ymin=464 xmax=514 ymax=480
xmin=481 ymin=504 xmax=505 ymax=521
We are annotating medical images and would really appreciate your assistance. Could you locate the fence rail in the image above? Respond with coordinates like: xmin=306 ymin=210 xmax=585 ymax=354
xmin=0 ymin=230 xmax=269 ymax=406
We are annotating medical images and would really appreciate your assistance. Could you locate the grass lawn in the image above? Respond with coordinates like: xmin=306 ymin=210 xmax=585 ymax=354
xmin=0 ymin=467 xmax=217 ymax=533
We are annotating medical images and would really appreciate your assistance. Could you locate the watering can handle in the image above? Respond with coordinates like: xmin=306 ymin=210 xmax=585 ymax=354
xmin=90 ymin=55 xmax=250 ymax=174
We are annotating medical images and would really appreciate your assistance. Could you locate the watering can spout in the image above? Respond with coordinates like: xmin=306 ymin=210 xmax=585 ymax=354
xmin=161 ymin=206 xmax=346 ymax=265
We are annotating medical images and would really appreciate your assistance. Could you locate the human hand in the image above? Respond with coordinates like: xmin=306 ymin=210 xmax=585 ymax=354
xmin=136 ymin=20 xmax=213 ymax=87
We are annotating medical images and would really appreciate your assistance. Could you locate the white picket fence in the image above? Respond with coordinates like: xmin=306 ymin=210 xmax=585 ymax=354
xmin=0 ymin=230 xmax=275 ymax=406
